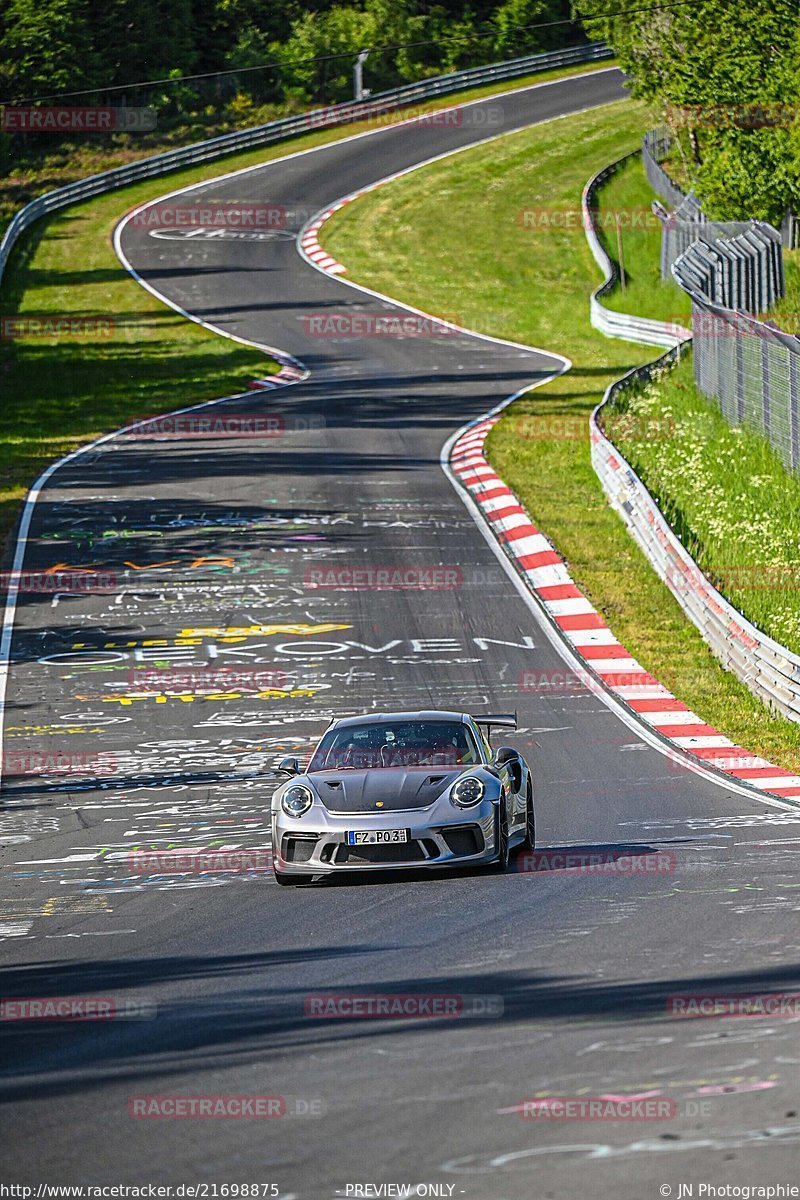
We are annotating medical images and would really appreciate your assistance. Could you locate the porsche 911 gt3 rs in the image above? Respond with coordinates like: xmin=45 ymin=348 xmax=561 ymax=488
xmin=271 ymin=709 xmax=534 ymax=884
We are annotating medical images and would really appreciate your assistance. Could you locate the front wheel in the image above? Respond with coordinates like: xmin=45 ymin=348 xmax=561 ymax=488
xmin=274 ymin=869 xmax=309 ymax=887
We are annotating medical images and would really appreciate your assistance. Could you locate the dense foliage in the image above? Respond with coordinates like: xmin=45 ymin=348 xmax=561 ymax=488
xmin=578 ymin=0 xmax=800 ymax=223
xmin=0 ymin=0 xmax=577 ymax=108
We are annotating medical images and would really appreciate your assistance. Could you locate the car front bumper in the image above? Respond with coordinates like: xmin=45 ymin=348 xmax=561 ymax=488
xmin=272 ymin=801 xmax=499 ymax=876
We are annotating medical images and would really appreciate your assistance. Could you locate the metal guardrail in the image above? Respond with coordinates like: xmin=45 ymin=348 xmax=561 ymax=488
xmin=591 ymin=359 xmax=800 ymax=724
xmin=644 ymin=126 xmax=787 ymax=301
xmin=586 ymin=151 xmax=800 ymax=723
xmin=0 ymin=40 xmax=611 ymax=288
xmin=582 ymin=152 xmax=691 ymax=348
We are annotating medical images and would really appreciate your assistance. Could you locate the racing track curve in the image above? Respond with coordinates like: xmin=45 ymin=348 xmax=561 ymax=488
xmin=3 ymin=67 xmax=800 ymax=1197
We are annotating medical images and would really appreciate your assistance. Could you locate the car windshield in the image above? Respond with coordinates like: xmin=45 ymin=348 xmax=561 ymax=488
xmin=308 ymin=720 xmax=480 ymax=771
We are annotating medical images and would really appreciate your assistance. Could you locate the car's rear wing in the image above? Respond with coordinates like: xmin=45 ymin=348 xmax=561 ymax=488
xmin=472 ymin=712 xmax=517 ymax=740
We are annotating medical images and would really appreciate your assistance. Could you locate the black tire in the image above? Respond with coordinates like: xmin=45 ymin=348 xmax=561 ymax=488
xmin=517 ymin=779 xmax=535 ymax=854
xmin=492 ymin=799 xmax=510 ymax=872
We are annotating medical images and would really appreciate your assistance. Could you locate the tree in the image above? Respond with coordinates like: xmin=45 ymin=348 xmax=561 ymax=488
xmin=0 ymin=0 xmax=96 ymax=99
xmin=577 ymin=0 xmax=800 ymax=222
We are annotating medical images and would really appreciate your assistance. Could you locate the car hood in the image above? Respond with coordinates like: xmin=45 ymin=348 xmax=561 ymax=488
xmin=308 ymin=768 xmax=464 ymax=813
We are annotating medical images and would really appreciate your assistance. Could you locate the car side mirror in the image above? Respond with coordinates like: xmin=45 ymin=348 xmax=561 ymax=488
xmin=494 ymin=746 xmax=519 ymax=766
xmin=278 ymin=756 xmax=300 ymax=775
xmin=494 ymin=746 xmax=522 ymax=790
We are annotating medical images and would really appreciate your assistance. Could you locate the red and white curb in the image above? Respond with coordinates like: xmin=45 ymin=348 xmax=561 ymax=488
xmin=450 ymin=419 xmax=800 ymax=803
xmin=299 ymin=200 xmax=351 ymax=275
xmin=248 ymin=362 xmax=308 ymax=389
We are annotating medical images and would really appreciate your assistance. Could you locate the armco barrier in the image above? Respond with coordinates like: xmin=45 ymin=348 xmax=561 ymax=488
xmin=0 ymin=41 xmax=611 ymax=288
xmin=591 ymin=367 xmax=800 ymax=723
xmin=582 ymin=152 xmax=691 ymax=348
xmin=585 ymin=156 xmax=800 ymax=724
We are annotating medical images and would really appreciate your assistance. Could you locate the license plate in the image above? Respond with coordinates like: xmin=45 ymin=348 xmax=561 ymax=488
xmin=346 ymin=829 xmax=409 ymax=845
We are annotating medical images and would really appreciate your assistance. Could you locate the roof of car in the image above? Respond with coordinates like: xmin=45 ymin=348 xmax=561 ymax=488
xmin=331 ymin=710 xmax=468 ymax=729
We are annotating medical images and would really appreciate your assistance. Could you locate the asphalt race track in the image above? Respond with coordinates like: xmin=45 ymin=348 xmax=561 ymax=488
xmin=4 ymin=67 xmax=800 ymax=1196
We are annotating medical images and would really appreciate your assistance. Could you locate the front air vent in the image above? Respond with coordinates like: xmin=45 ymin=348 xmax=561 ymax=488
xmin=441 ymin=825 xmax=484 ymax=856
xmin=283 ymin=835 xmax=317 ymax=863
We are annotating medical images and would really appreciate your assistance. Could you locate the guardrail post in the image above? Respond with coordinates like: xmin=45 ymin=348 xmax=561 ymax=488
xmin=761 ymin=330 xmax=771 ymax=440
xmin=735 ymin=331 xmax=745 ymax=424
xmin=790 ymin=351 xmax=800 ymax=471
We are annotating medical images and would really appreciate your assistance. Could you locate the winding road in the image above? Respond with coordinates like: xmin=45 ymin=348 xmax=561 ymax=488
xmin=3 ymin=66 xmax=800 ymax=1197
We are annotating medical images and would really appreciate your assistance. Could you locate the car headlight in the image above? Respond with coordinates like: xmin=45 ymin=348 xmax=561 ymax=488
xmin=281 ymin=783 xmax=314 ymax=817
xmin=451 ymin=776 xmax=485 ymax=807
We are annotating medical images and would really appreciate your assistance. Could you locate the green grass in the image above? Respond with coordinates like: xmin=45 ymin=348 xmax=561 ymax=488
xmin=0 ymin=58 xmax=615 ymax=555
xmin=322 ymin=97 xmax=800 ymax=771
xmin=595 ymin=155 xmax=691 ymax=324
xmin=605 ymin=359 xmax=800 ymax=655
xmin=763 ymin=247 xmax=800 ymax=329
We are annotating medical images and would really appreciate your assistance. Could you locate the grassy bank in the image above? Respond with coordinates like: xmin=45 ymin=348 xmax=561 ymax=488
xmin=322 ymin=97 xmax=800 ymax=770
xmin=0 ymin=60 xmax=615 ymax=555
xmin=595 ymin=154 xmax=691 ymax=324
xmin=605 ymin=359 xmax=800 ymax=655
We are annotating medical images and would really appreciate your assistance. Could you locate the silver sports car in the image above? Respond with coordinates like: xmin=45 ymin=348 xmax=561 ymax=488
xmin=271 ymin=709 xmax=534 ymax=884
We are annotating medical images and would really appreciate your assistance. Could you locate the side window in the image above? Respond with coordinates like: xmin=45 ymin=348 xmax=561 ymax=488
xmin=465 ymin=722 xmax=489 ymax=763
